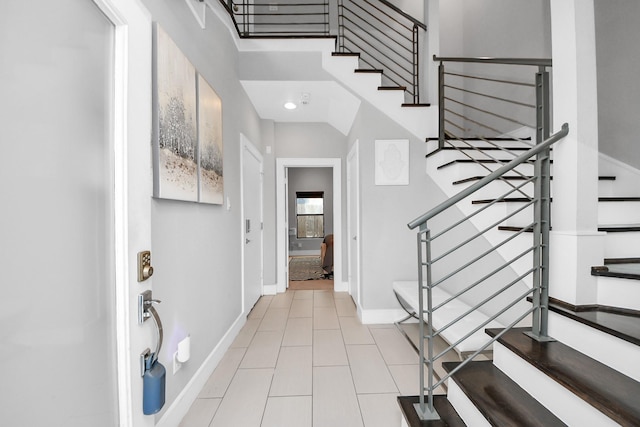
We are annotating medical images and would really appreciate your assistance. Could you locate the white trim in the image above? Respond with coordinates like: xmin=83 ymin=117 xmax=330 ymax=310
xmin=347 ymin=140 xmax=361 ymax=307
xmin=359 ymin=308 xmax=407 ymax=325
xmin=90 ymin=1 xmax=132 ymax=425
xmin=276 ymin=158 xmax=342 ymax=294
xmin=156 ymin=312 xmax=247 ymax=427
xmin=240 ymin=134 xmax=264 ymax=315
xmin=334 ymin=280 xmax=349 ymax=293
xmin=263 ymin=284 xmax=277 ymax=295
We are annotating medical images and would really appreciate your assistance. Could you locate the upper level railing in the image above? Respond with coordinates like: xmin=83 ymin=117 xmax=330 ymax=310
xmin=406 ymin=56 xmax=565 ymax=421
xmin=337 ymin=0 xmax=426 ymax=103
xmin=224 ymin=0 xmax=330 ymax=37
xmin=217 ymin=0 xmax=426 ymax=104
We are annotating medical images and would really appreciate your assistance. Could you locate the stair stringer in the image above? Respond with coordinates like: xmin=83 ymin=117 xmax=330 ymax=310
xmin=321 ymin=51 xmax=437 ymax=140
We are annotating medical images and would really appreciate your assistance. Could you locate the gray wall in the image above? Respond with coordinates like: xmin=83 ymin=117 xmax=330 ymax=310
xmin=439 ymin=0 xmax=552 ymax=138
xmin=139 ymin=0 xmax=265 ymax=418
xmin=595 ymin=0 xmax=640 ymax=169
xmin=288 ymin=167 xmax=334 ymax=253
xmin=347 ymin=102 xmax=432 ymax=310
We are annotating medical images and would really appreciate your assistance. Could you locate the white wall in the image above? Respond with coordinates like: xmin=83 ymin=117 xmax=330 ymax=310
xmin=595 ymin=0 xmax=640 ymax=170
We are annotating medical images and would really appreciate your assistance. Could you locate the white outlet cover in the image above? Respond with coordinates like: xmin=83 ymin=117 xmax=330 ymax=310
xmin=173 ymin=351 xmax=182 ymax=374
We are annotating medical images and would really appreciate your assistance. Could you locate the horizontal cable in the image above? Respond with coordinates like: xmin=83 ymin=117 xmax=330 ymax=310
xmin=431 ymin=245 xmax=536 ymax=309
xmin=429 ymin=178 xmax=535 ymax=241
xmin=444 ymin=96 xmax=535 ymax=129
xmin=445 ymin=108 xmax=527 ymax=140
xmin=429 ymin=303 xmax=536 ymax=391
xmin=431 ymin=267 xmax=537 ymax=341
xmin=347 ymin=0 xmax=415 ymax=32
xmin=444 ymin=84 xmax=535 ymax=109
xmin=342 ymin=32 xmax=413 ymax=78
xmin=443 ymin=134 xmax=535 ymax=198
xmin=444 ymin=71 xmax=536 ymax=88
xmin=342 ymin=3 xmax=412 ymax=42
xmin=341 ymin=13 xmax=413 ymax=55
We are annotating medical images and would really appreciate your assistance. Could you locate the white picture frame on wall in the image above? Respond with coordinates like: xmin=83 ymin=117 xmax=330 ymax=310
xmin=374 ymin=139 xmax=409 ymax=185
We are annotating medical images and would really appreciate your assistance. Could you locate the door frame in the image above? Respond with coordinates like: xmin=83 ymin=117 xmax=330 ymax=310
xmin=91 ymin=0 xmax=152 ymax=425
xmin=240 ymin=134 xmax=264 ymax=313
xmin=276 ymin=158 xmax=343 ymax=293
xmin=347 ymin=141 xmax=361 ymax=307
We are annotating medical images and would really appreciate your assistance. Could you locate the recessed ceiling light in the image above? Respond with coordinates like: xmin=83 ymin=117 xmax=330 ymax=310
xmin=284 ymin=102 xmax=297 ymax=110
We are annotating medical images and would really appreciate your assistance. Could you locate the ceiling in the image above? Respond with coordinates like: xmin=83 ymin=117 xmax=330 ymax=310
xmin=239 ymin=80 xmax=362 ymax=135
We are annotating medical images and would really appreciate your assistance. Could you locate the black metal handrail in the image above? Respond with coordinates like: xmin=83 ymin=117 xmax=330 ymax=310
xmin=338 ymin=0 xmax=426 ymax=103
xmin=226 ymin=1 xmax=331 ymax=37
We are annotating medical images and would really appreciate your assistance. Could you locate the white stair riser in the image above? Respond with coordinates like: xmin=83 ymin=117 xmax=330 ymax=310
xmin=446 ymin=380 xmax=492 ymax=427
xmin=548 ymin=311 xmax=640 ymax=382
xmin=597 ymin=275 xmax=640 ymax=311
xmin=603 ymin=231 xmax=640 ymax=258
xmin=493 ymin=342 xmax=618 ymax=426
xmin=599 ymin=201 xmax=640 ymax=224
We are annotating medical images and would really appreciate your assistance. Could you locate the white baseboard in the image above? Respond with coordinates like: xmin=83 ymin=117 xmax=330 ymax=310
xmin=334 ymin=280 xmax=348 ymax=292
xmin=156 ymin=312 xmax=246 ymax=427
xmin=263 ymin=284 xmax=277 ymax=295
xmin=359 ymin=308 xmax=407 ymax=325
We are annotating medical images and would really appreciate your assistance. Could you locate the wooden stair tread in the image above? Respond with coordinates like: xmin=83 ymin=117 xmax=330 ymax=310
xmin=486 ymin=327 xmax=640 ymax=426
xmin=354 ymin=68 xmax=383 ymax=73
xmin=437 ymin=159 xmax=542 ymax=170
xmin=397 ymin=395 xmax=466 ymax=427
xmin=442 ymin=360 xmax=566 ymax=427
xmin=474 ymin=196 xmax=640 ymax=204
xmin=499 ymin=224 xmax=640 ymax=233
xmin=378 ymin=85 xmax=407 ymax=91
xmin=547 ymin=298 xmax=640 ymax=347
xmin=426 ymin=145 xmax=533 ymax=159
xmin=591 ymin=262 xmax=640 ymax=280
xmin=402 ymin=103 xmax=431 ymax=107
xmin=453 ymin=175 xmax=615 ymax=185
xmin=331 ymin=52 xmax=360 ymax=57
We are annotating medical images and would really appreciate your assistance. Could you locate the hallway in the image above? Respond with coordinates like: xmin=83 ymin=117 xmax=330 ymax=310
xmin=179 ymin=290 xmax=423 ymax=426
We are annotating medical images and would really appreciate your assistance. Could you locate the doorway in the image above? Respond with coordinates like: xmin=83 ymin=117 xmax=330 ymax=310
xmin=241 ymin=135 xmax=264 ymax=315
xmin=276 ymin=158 xmax=343 ymax=293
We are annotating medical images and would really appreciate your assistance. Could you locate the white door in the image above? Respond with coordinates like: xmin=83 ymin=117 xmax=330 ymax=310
xmin=242 ymin=137 xmax=264 ymax=314
xmin=347 ymin=142 xmax=361 ymax=305
xmin=0 ymin=1 xmax=118 ymax=425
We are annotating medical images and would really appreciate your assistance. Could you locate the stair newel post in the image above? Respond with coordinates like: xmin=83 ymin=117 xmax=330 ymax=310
xmin=438 ymin=60 xmax=445 ymax=150
xmin=415 ymin=223 xmax=440 ymax=420
xmin=412 ymin=24 xmax=419 ymax=104
xmin=528 ymin=68 xmax=554 ymax=342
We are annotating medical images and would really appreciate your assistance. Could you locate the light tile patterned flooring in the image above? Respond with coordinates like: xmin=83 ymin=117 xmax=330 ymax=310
xmin=179 ymin=289 xmax=428 ymax=427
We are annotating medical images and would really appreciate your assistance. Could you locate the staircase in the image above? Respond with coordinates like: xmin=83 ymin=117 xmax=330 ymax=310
xmin=217 ymin=1 xmax=640 ymax=425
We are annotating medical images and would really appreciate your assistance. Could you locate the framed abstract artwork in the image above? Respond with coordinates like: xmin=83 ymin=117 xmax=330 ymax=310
xmin=375 ymin=139 xmax=409 ymax=185
xmin=152 ymin=23 xmax=224 ymax=204
xmin=197 ymin=75 xmax=224 ymax=204
xmin=153 ymin=24 xmax=198 ymax=202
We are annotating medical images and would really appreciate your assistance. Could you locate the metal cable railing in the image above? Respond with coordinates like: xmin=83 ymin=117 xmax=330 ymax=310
xmin=337 ymin=0 xmax=426 ymax=103
xmin=226 ymin=0 xmax=331 ymax=37
xmin=217 ymin=0 xmax=426 ymax=103
xmin=407 ymin=124 xmax=568 ymax=420
xmin=403 ymin=56 xmax=565 ymax=421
